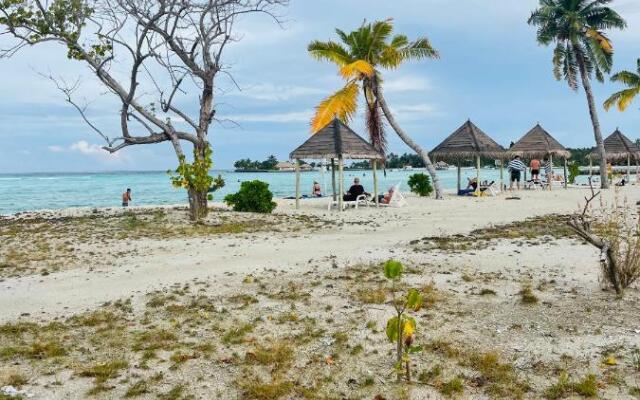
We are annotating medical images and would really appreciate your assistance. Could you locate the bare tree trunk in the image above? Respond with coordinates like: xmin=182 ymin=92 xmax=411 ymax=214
xmin=377 ymin=93 xmax=444 ymax=199
xmin=187 ymin=142 xmax=209 ymax=221
xmin=576 ymin=54 xmax=609 ymax=189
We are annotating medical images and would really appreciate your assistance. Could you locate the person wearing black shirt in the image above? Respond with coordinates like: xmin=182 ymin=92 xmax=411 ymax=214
xmin=344 ymin=177 xmax=369 ymax=201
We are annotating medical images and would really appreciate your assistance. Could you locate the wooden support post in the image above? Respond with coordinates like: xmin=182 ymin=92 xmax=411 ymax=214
xmin=627 ymin=154 xmax=631 ymax=183
xmin=549 ymin=154 xmax=554 ymax=191
xmin=373 ymin=159 xmax=379 ymax=207
xmin=331 ymin=158 xmax=337 ymax=202
xmin=295 ymin=160 xmax=301 ymax=210
xmin=499 ymin=159 xmax=504 ymax=192
xmin=338 ymin=156 xmax=344 ymax=211
xmin=457 ymin=160 xmax=461 ymax=193
xmin=589 ymin=156 xmax=593 ymax=180
xmin=476 ymin=155 xmax=481 ymax=196
xmin=563 ymin=158 xmax=568 ymax=189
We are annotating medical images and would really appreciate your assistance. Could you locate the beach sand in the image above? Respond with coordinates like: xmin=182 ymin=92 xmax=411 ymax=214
xmin=1 ymin=187 xmax=639 ymax=399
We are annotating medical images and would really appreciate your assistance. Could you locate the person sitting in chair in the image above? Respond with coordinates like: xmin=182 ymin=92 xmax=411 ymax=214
xmin=458 ymin=178 xmax=478 ymax=196
xmin=343 ymin=178 xmax=369 ymax=201
xmin=378 ymin=186 xmax=395 ymax=204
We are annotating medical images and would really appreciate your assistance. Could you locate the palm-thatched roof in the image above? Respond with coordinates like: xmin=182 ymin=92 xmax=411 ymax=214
xmin=430 ymin=120 xmax=505 ymax=160
xmin=589 ymin=129 xmax=640 ymax=161
xmin=290 ymin=118 xmax=384 ymax=160
xmin=508 ymin=124 xmax=571 ymax=159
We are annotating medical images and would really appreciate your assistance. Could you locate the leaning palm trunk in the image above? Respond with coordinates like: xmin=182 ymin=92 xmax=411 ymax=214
xmin=376 ymin=92 xmax=444 ymax=199
xmin=577 ymin=53 xmax=609 ymax=189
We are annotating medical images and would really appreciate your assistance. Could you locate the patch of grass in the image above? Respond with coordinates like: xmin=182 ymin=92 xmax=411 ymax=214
xmin=158 ymin=384 xmax=187 ymax=400
xmin=545 ymin=372 xmax=598 ymax=399
xmin=418 ymin=365 xmax=442 ymax=383
xmin=425 ymin=339 xmax=461 ymax=359
xmin=465 ymin=351 xmax=529 ymax=399
xmin=169 ymin=351 xmax=199 ymax=368
xmin=222 ymin=323 xmax=254 ymax=345
xmin=479 ymin=288 xmax=497 ymax=296
xmin=133 ymin=328 xmax=178 ymax=351
xmin=124 ymin=380 xmax=149 ymax=397
xmin=245 ymin=342 xmax=293 ymax=371
xmin=440 ymin=377 xmax=464 ymax=396
xmin=519 ymin=283 xmax=538 ymax=304
xmin=1 ymin=340 xmax=67 ymax=360
xmin=78 ymin=359 xmax=129 ymax=383
xmin=355 ymin=287 xmax=386 ymax=304
xmin=1 ymin=372 xmax=28 ymax=387
xmin=228 ymin=294 xmax=259 ymax=308
xmin=239 ymin=378 xmax=295 ymax=400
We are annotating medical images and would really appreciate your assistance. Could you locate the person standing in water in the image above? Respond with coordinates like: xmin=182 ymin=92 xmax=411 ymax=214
xmin=122 ymin=188 xmax=132 ymax=207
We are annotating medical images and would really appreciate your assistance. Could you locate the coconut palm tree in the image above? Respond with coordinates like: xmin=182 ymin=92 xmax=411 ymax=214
xmin=604 ymin=59 xmax=640 ymax=112
xmin=308 ymin=19 xmax=444 ymax=199
xmin=528 ymin=0 xmax=626 ymax=189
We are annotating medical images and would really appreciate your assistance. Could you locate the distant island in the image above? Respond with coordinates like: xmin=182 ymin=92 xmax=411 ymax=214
xmin=234 ymin=156 xmax=316 ymax=172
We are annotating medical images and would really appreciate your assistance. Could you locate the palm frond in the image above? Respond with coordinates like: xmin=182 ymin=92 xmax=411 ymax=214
xmin=603 ymin=87 xmax=640 ymax=111
xmin=308 ymin=40 xmax=352 ymax=67
xmin=310 ymin=82 xmax=359 ymax=133
xmin=339 ymin=60 xmax=375 ymax=79
xmin=610 ymin=70 xmax=640 ymax=86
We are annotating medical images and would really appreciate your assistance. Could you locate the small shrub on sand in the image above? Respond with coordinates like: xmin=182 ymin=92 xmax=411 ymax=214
xmin=238 ymin=378 xmax=294 ymax=400
xmin=78 ymin=359 xmax=129 ymax=383
xmin=224 ymin=180 xmax=276 ymax=214
xmin=245 ymin=342 xmax=293 ymax=370
xmin=479 ymin=288 xmax=497 ymax=296
xmin=465 ymin=351 xmax=529 ymax=398
xmin=544 ymin=372 xmax=598 ymax=399
xmin=125 ymin=380 xmax=149 ymax=397
xmin=440 ymin=377 xmax=464 ymax=396
xmin=519 ymin=283 xmax=538 ymax=304
xmin=356 ymin=287 xmax=386 ymax=304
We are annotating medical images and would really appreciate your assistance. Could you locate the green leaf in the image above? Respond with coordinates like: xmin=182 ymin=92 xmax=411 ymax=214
xmin=383 ymin=260 xmax=403 ymax=280
xmin=386 ymin=317 xmax=399 ymax=342
xmin=408 ymin=345 xmax=423 ymax=354
xmin=406 ymin=289 xmax=423 ymax=311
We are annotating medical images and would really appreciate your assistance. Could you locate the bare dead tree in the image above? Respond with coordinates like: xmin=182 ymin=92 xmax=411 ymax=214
xmin=567 ymin=179 xmax=622 ymax=295
xmin=0 ymin=0 xmax=287 ymax=220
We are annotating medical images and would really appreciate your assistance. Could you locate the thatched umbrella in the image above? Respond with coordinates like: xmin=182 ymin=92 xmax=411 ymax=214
xmin=430 ymin=120 xmax=505 ymax=194
xmin=588 ymin=129 xmax=640 ymax=182
xmin=508 ymin=124 xmax=571 ymax=189
xmin=290 ymin=118 xmax=384 ymax=210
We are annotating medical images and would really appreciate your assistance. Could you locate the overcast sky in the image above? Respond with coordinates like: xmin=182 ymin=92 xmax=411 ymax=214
xmin=1 ymin=0 xmax=640 ymax=173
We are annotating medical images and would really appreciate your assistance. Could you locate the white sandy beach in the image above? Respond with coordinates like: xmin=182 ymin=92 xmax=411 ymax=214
xmin=1 ymin=186 xmax=639 ymax=399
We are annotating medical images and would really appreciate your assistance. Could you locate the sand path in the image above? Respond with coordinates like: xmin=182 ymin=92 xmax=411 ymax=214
xmin=1 ymin=186 xmax=637 ymax=322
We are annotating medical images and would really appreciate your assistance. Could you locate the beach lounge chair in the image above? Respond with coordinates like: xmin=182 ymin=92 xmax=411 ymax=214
xmin=379 ymin=183 xmax=408 ymax=208
xmin=481 ymin=181 xmax=499 ymax=197
xmin=327 ymin=194 xmax=370 ymax=211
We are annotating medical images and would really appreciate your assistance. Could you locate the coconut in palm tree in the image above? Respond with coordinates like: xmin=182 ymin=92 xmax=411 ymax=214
xmin=308 ymin=19 xmax=445 ymax=199
xmin=528 ymin=0 xmax=626 ymax=189
xmin=604 ymin=59 xmax=640 ymax=112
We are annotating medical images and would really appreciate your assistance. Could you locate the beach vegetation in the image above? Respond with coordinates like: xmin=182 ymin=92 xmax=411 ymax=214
xmin=519 ymin=283 xmax=539 ymax=304
xmin=528 ymin=0 xmax=626 ymax=189
xmin=224 ymin=180 xmax=277 ymax=214
xmin=308 ymin=19 xmax=445 ymax=198
xmin=544 ymin=371 xmax=598 ymax=399
xmin=383 ymin=260 xmax=424 ymax=382
xmin=407 ymin=173 xmax=434 ymax=197
xmin=569 ymin=187 xmax=640 ymax=295
xmin=604 ymin=58 xmax=640 ymax=112
xmin=439 ymin=377 xmax=464 ymax=396
xmin=567 ymin=162 xmax=581 ymax=184
xmin=124 ymin=380 xmax=149 ymax=397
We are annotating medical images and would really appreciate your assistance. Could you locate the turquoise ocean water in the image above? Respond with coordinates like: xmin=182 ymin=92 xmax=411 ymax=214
xmin=0 ymin=167 xmax=568 ymax=215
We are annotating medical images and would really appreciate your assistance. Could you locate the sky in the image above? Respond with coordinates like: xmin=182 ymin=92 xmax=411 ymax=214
xmin=1 ymin=0 xmax=640 ymax=173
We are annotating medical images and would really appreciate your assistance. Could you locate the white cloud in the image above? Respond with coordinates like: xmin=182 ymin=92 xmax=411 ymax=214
xmin=47 ymin=140 xmax=130 ymax=164
xmin=384 ymin=76 xmax=431 ymax=93
xmin=226 ymin=110 xmax=312 ymax=123
xmin=231 ymin=83 xmax=326 ymax=101
xmin=70 ymin=140 xmax=106 ymax=155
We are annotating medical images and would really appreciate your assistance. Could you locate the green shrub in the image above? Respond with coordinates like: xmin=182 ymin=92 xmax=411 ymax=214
xmin=407 ymin=173 xmax=434 ymax=197
xmin=568 ymin=162 xmax=580 ymax=184
xmin=224 ymin=180 xmax=277 ymax=213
